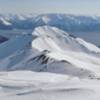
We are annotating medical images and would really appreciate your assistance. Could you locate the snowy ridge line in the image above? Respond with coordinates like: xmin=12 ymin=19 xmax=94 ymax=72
xmin=32 ymin=26 xmax=100 ymax=53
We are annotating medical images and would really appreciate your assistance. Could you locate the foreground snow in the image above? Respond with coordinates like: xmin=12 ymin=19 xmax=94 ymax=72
xmin=0 ymin=71 xmax=100 ymax=100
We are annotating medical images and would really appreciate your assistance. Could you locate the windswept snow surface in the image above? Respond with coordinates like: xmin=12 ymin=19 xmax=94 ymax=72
xmin=0 ymin=24 xmax=100 ymax=99
xmin=0 ymin=71 xmax=100 ymax=100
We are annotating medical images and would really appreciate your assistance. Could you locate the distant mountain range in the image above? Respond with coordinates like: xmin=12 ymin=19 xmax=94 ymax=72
xmin=0 ymin=14 xmax=100 ymax=32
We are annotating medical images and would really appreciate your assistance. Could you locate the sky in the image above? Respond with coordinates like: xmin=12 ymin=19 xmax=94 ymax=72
xmin=0 ymin=0 xmax=100 ymax=15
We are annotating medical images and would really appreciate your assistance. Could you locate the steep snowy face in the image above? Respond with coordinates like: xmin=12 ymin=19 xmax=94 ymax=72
xmin=31 ymin=26 xmax=100 ymax=78
xmin=32 ymin=26 xmax=100 ymax=53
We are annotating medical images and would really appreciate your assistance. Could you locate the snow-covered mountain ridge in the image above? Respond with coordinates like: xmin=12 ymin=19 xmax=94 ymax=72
xmin=0 ymin=25 xmax=100 ymax=79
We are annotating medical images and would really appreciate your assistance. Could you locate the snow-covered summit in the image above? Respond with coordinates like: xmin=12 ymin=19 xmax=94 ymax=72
xmin=32 ymin=26 xmax=100 ymax=53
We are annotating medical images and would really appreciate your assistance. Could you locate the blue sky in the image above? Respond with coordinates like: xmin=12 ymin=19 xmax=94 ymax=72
xmin=0 ymin=0 xmax=100 ymax=15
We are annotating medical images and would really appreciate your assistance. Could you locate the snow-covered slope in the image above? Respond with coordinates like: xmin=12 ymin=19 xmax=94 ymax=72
xmin=0 ymin=26 xmax=100 ymax=79
xmin=31 ymin=26 xmax=100 ymax=78
xmin=0 ymin=71 xmax=100 ymax=100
